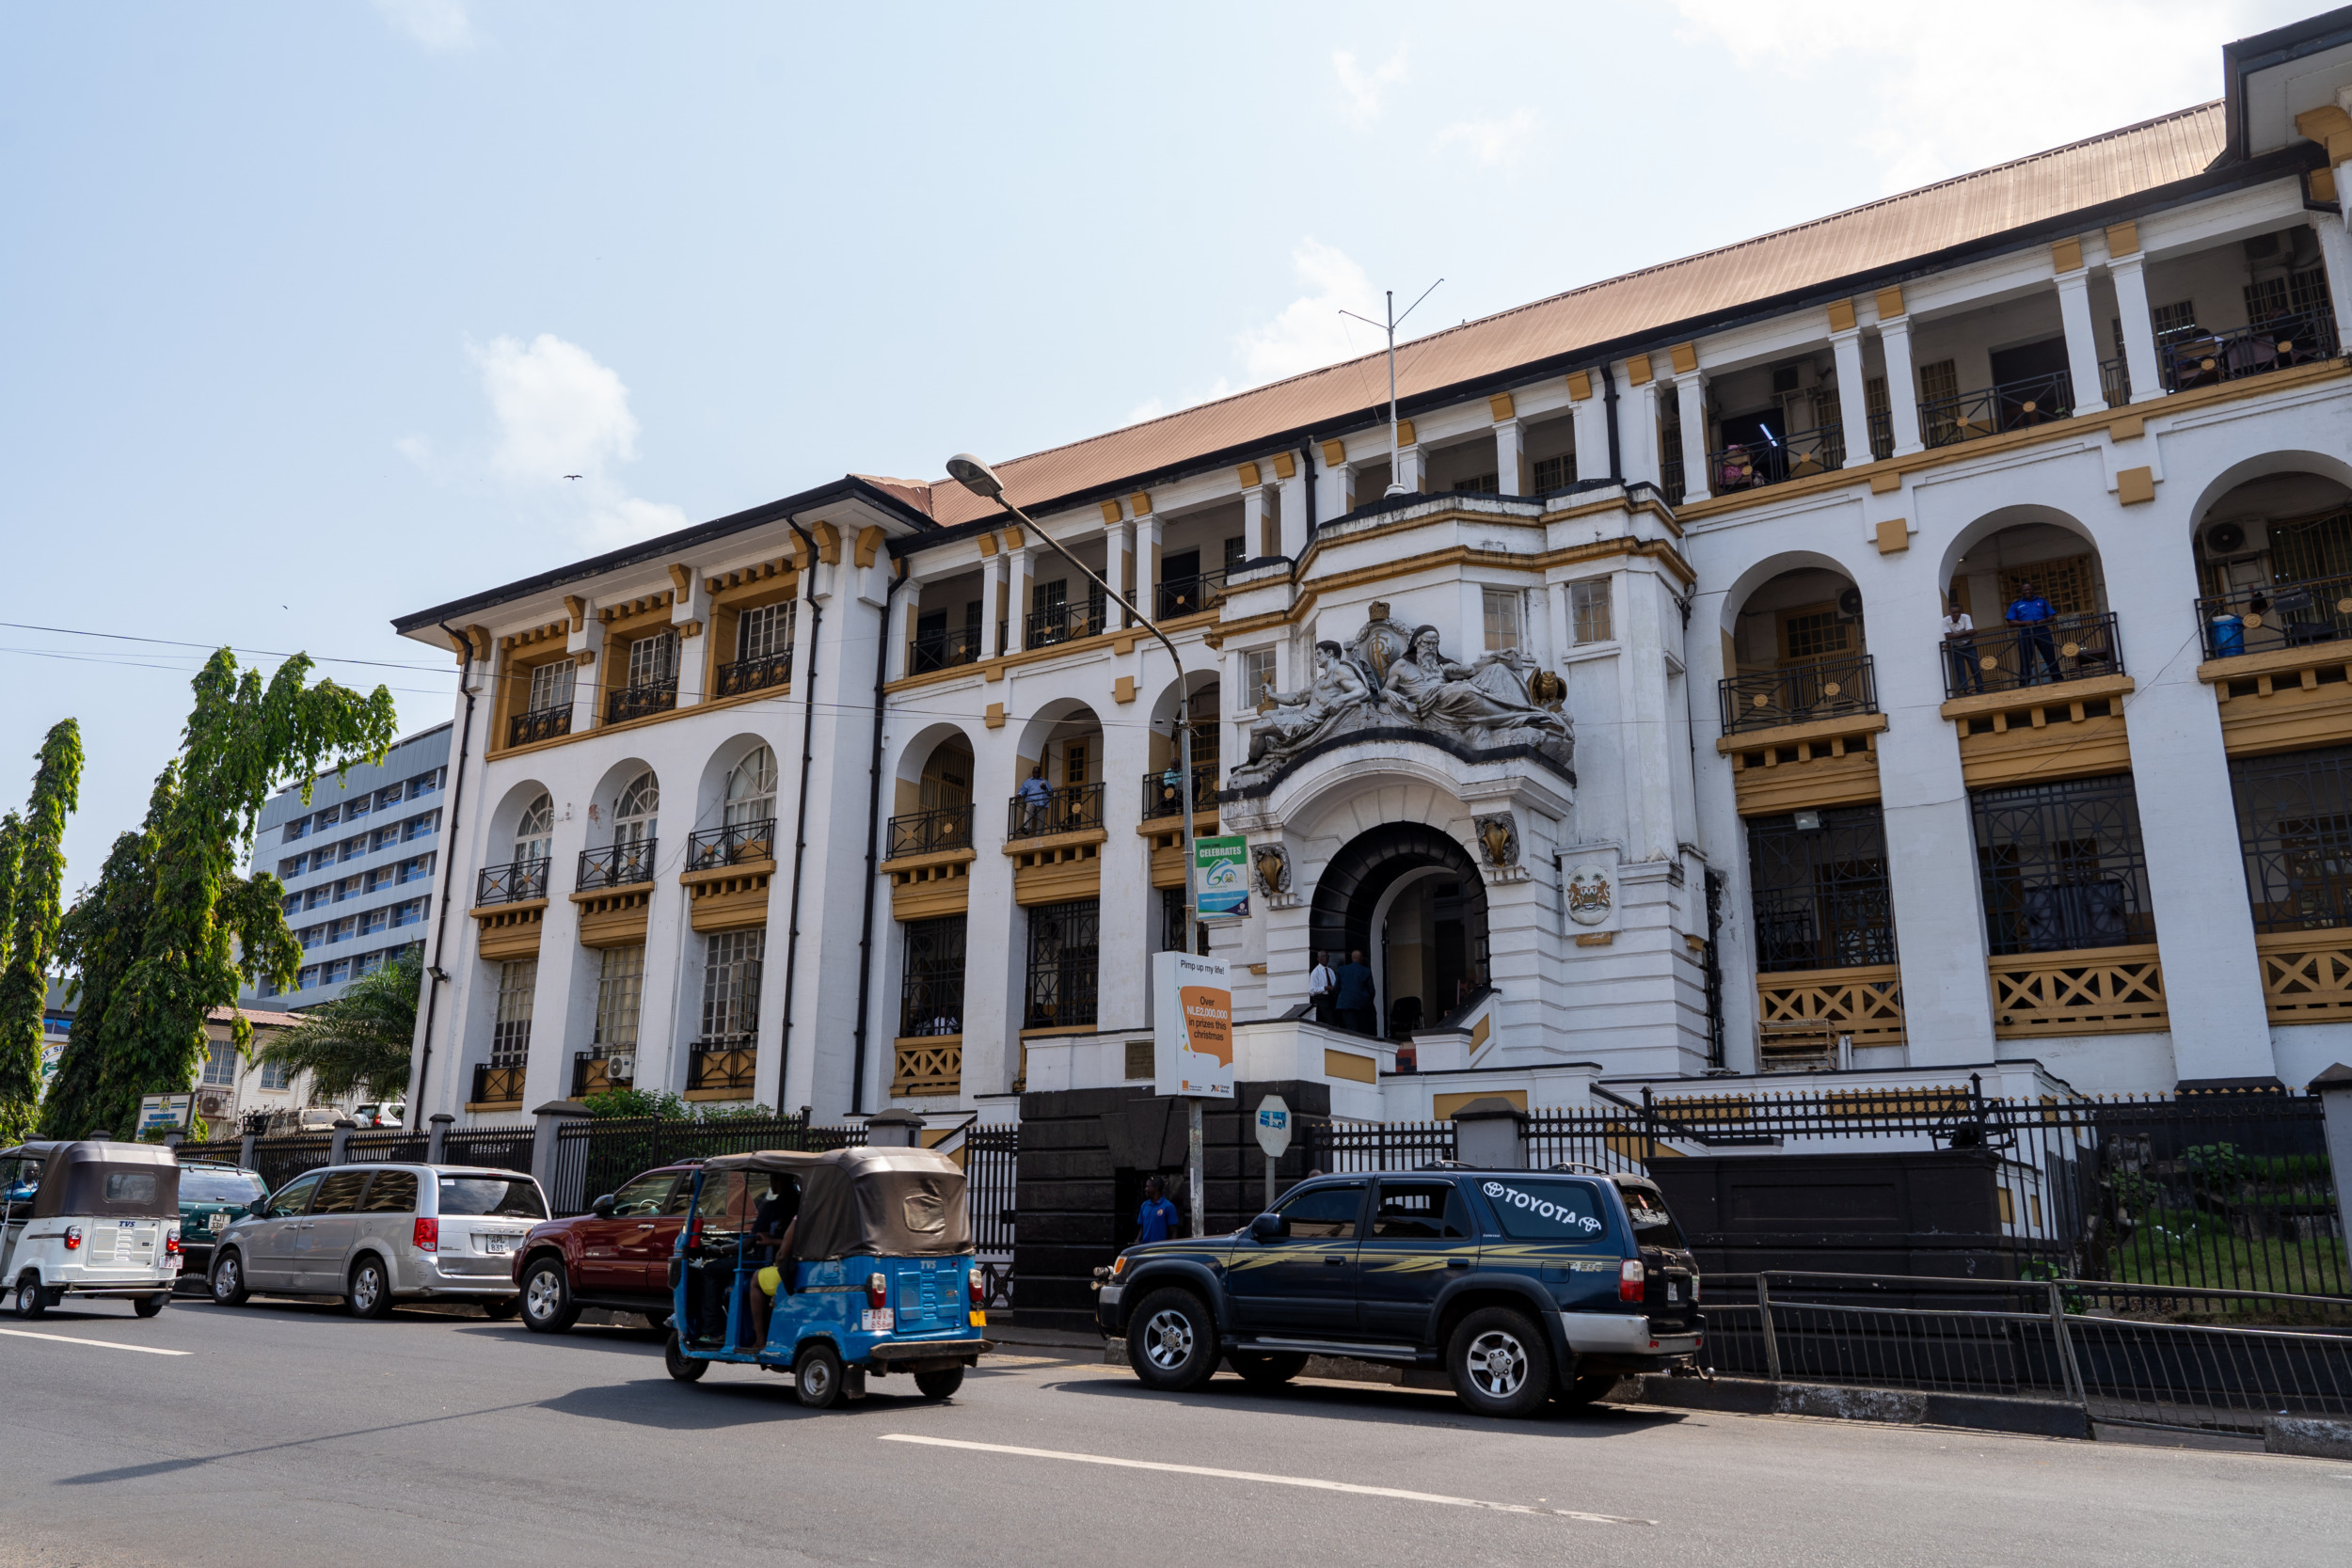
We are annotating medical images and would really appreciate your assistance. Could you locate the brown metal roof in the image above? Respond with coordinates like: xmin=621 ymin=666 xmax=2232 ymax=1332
xmin=927 ymin=102 xmax=2230 ymax=529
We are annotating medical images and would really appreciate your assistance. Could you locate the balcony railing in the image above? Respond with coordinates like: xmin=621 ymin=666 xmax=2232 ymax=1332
xmin=687 ymin=1037 xmax=756 ymax=1097
xmin=2161 ymin=309 xmax=2338 ymax=392
xmin=887 ymin=804 xmax=973 ymax=859
xmin=716 ymin=650 xmax=791 ymax=698
xmin=2099 ymin=355 xmax=2132 ymax=406
xmin=605 ymin=677 xmax=678 ymax=724
xmin=475 ymin=856 xmax=549 ymax=907
xmin=1919 ymin=371 xmax=2074 ymax=450
xmin=470 ymin=1062 xmax=524 ymax=1106
xmin=578 ymin=838 xmax=658 ymax=891
xmin=1719 ymin=655 xmax=1878 ymax=736
xmin=1865 ymin=409 xmax=1893 ymax=461
xmin=1705 ymin=425 xmax=1845 ymax=495
xmin=508 ymin=705 xmax=572 ymax=748
xmin=686 ymin=818 xmax=776 ymax=870
xmin=1943 ymin=610 xmax=2123 ymax=698
xmin=2198 ymin=571 xmax=2352 ymax=660
xmin=910 ymin=626 xmax=983 ymax=673
xmin=570 ymin=1050 xmax=632 ymax=1098
xmin=1140 ymin=765 xmax=1218 ymax=820
xmin=1156 ymin=570 xmax=1227 ymax=620
xmin=1024 ymin=596 xmax=1107 ymax=649
xmin=1007 ymin=781 xmax=1104 ymax=840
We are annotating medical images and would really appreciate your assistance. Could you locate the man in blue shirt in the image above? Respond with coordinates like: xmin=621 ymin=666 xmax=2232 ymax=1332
xmin=1017 ymin=766 xmax=1052 ymax=832
xmin=2006 ymin=579 xmax=2058 ymax=686
xmin=1135 ymin=1176 xmax=1180 ymax=1244
xmin=1333 ymin=948 xmax=1377 ymax=1037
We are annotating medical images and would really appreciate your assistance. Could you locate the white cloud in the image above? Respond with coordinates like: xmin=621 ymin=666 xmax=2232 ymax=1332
xmin=1436 ymin=108 xmax=1539 ymax=166
xmin=1332 ymin=47 xmax=1407 ymax=129
xmin=1233 ymin=239 xmax=1381 ymax=386
xmin=1670 ymin=1 xmax=2280 ymax=192
xmin=374 ymin=0 xmax=476 ymax=50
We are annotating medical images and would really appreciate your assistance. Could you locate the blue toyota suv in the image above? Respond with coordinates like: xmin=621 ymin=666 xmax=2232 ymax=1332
xmin=1095 ymin=1165 xmax=1700 ymax=1418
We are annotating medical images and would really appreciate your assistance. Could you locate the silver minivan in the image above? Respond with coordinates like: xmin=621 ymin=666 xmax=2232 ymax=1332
xmin=206 ymin=1164 xmax=543 ymax=1319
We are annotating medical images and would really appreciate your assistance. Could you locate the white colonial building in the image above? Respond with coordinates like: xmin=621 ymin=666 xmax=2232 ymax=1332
xmin=400 ymin=13 xmax=2352 ymax=1126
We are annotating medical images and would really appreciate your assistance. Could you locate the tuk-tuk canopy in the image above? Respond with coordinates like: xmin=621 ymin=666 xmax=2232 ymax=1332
xmin=0 ymin=1140 xmax=181 ymax=1220
xmin=702 ymin=1146 xmax=971 ymax=1259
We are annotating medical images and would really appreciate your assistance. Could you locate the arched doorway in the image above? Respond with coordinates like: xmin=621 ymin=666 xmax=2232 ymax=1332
xmin=1309 ymin=822 xmax=1489 ymax=1037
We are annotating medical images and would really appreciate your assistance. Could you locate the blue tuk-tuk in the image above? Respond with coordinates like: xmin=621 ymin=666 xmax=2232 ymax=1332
xmin=661 ymin=1146 xmax=991 ymax=1407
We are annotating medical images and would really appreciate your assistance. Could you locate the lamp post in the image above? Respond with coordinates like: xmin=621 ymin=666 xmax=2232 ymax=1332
xmin=946 ymin=452 xmax=1207 ymax=1235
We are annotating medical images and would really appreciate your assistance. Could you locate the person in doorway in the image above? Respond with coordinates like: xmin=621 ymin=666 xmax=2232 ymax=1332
xmin=1943 ymin=595 xmax=1982 ymax=695
xmin=1307 ymin=950 xmax=1337 ymax=1026
xmin=1017 ymin=766 xmax=1052 ymax=832
xmin=1136 ymin=1176 xmax=1180 ymax=1245
xmin=746 ymin=1173 xmax=801 ymax=1350
xmin=1333 ymin=948 xmax=1377 ymax=1036
xmin=2007 ymin=578 xmax=2058 ymax=685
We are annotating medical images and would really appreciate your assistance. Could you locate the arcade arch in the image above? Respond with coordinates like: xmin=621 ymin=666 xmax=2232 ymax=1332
xmin=1722 ymin=560 xmax=1867 ymax=729
xmin=1307 ymin=822 xmax=1489 ymax=1038
xmin=2191 ymin=457 xmax=2352 ymax=660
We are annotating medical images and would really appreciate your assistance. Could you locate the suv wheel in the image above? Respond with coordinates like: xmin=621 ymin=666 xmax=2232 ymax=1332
xmin=519 ymin=1256 xmax=579 ymax=1334
xmin=347 ymin=1257 xmax=394 ymax=1320
xmin=1126 ymin=1288 xmax=1218 ymax=1392
xmin=12 ymin=1271 xmax=45 ymax=1319
xmin=209 ymin=1250 xmax=248 ymax=1307
xmin=1447 ymin=1307 xmax=1553 ymax=1419
xmin=1229 ymin=1351 xmax=1308 ymax=1388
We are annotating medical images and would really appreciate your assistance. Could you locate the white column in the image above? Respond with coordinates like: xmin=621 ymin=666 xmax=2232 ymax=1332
xmin=1545 ymin=579 xmax=1571 ymax=666
xmin=1004 ymin=546 xmax=1029 ymax=655
xmin=1673 ymin=373 xmax=1710 ymax=503
xmin=978 ymin=551 xmax=1003 ymax=659
xmin=1277 ymin=467 xmax=1310 ymax=557
xmin=1393 ymin=439 xmax=1424 ymax=494
xmin=1620 ymin=374 xmax=1661 ymax=489
xmin=1831 ymin=327 xmax=1874 ymax=467
xmin=1570 ymin=387 xmax=1611 ymax=482
xmin=1135 ymin=510 xmax=1162 ymax=626
xmin=2108 ymin=252 xmax=2165 ymax=404
xmin=1112 ymin=518 xmax=1136 ymax=627
xmin=1493 ymin=418 xmax=1525 ymax=497
xmin=1878 ymin=317 xmax=1925 ymax=455
xmin=2055 ymin=267 xmax=2109 ymax=415
xmin=2310 ymin=209 xmax=2352 ymax=353
xmin=887 ymin=582 xmax=921 ymax=682
xmin=1241 ymin=486 xmax=1268 ymax=562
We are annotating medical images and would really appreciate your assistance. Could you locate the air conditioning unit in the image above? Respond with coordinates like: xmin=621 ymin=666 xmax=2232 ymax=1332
xmin=197 ymin=1088 xmax=232 ymax=1120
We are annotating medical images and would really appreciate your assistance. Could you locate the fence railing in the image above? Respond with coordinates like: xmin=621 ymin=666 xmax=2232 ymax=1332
xmin=605 ymin=677 xmax=678 ymax=725
xmin=1156 ymin=570 xmax=1227 ymax=620
xmin=2161 ymin=309 xmax=2337 ymax=392
xmin=1943 ymin=610 xmax=2123 ymax=698
xmin=1139 ymin=766 xmax=1218 ymax=820
xmin=548 ymin=1114 xmax=865 ymax=1217
xmin=891 ymin=1037 xmax=961 ymax=1097
xmin=470 ymin=1062 xmax=525 ymax=1106
xmin=1920 ymin=370 xmax=2074 ymax=450
xmin=1024 ymin=596 xmax=1106 ymax=648
xmin=578 ymin=838 xmax=657 ymax=891
xmin=910 ymin=626 xmax=983 ymax=673
xmin=887 ymin=804 xmax=973 ymax=859
xmin=507 ymin=705 xmax=572 ymax=749
xmin=1719 ymin=655 xmax=1877 ymax=735
xmin=1297 ymin=1117 xmax=1455 ymax=1173
xmin=716 ymin=649 xmax=792 ymax=698
xmin=2196 ymin=570 xmax=2352 ymax=660
xmin=475 ymin=856 xmax=549 ymax=907
xmin=1706 ymin=425 xmax=1844 ymax=494
xmin=1007 ymin=782 xmax=1104 ymax=840
xmin=2099 ymin=354 xmax=2132 ymax=406
xmin=686 ymin=818 xmax=775 ymax=870
xmin=686 ymin=1038 xmax=756 ymax=1097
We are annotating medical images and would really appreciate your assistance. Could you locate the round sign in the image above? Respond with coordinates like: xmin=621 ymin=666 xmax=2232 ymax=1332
xmin=1254 ymin=1094 xmax=1292 ymax=1159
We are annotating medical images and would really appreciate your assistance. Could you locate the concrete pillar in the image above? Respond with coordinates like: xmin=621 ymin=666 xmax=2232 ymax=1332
xmin=1276 ymin=466 xmax=1310 ymax=558
xmin=979 ymin=550 xmax=1003 ymax=660
xmin=1452 ymin=1098 xmax=1528 ymax=1169
xmin=865 ymin=1108 xmax=925 ymax=1148
xmin=2310 ymin=209 xmax=2352 ymax=353
xmin=1241 ymin=486 xmax=1269 ymax=561
xmin=1135 ymin=509 xmax=1163 ymax=626
xmin=1620 ymin=372 xmax=1662 ymax=490
xmin=1878 ymin=316 xmax=1925 ymax=455
xmin=328 ymin=1119 xmax=356 ymax=1165
xmin=530 ymin=1100 xmax=591 ymax=1212
xmin=1394 ymin=437 xmax=1423 ymax=494
xmin=1831 ymin=327 xmax=1874 ymax=467
xmin=2108 ymin=251 xmax=2166 ymax=404
xmin=2055 ymin=266 xmax=2109 ymax=415
xmin=888 ymin=581 xmax=922 ymax=682
xmin=1005 ymin=546 xmax=1029 ymax=655
xmin=1112 ymin=518 xmax=1136 ymax=627
xmin=2312 ymin=1064 xmax=2352 ymax=1229
xmin=1674 ymin=373 xmax=1711 ymax=502
xmin=1545 ymin=579 xmax=1571 ymax=664
xmin=1570 ymin=380 xmax=1612 ymax=482
xmin=427 ymin=1112 xmax=453 ymax=1164
xmin=238 ymin=1130 xmax=259 ymax=1170
xmin=1493 ymin=418 xmax=1525 ymax=497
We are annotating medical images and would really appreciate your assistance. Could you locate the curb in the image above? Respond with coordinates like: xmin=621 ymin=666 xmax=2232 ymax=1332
xmin=1627 ymin=1375 xmax=2090 ymax=1440
xmin=2265 ymin=1417 xmax=2352 ymax=1460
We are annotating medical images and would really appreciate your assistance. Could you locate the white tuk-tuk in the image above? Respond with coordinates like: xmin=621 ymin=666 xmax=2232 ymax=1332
xmin=1 ymin=1140 xmax=183 ymax=1318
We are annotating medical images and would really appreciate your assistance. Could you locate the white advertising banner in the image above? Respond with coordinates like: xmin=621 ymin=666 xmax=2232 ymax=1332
xmin=1152 ymin=951 xmax=1233 ymax=1098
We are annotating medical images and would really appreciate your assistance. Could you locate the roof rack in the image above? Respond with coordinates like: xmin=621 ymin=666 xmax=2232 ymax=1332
xmin=1548 ymin=1161 xmax=1614 ymax=1177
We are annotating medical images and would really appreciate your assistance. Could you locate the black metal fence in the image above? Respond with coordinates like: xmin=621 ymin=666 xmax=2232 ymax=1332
xmin=686 ymin=818 xmax=775 ymax=870
xmin=1920 ymin=370 xmax=2074 ymax=450
xmin=1942 ymin=610 xmax=2123 ymax=698
xmin=1298 ymin=1117 xmax=1455 ymax=1173
xmin=475 ymin=856 xmax=548 ymax=906
xmin=578 ymin=838 xmax=657 ymax=891
xmin=1140 ymin=766 xmax=1218 ymax=820
xmin=1719 ymin=655 xmax=1876 ymax=735
xmin=2196 ymin=569 xmax=2352 ymax=660
xmin=1007 ymin=782 xmax=1104 ymax=841
xmin=548 ymin=1115 xmax=865 ymax=1217
xmin=507 ymin=706 xmax=571 ymax=748
xmin=716 ymin=650 xmax=792 ymax=698
xmin=605 ymin=677 xmax=678 ymax=724
xmin=888 ymin=804 xmax=973 ymax=858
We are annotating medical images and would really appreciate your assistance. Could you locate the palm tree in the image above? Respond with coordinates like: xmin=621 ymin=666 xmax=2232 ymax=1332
xmin=256 ymin=949 xmax=421 ymax=1102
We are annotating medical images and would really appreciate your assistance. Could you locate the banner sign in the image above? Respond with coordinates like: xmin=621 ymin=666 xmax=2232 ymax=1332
xmin=1193 ymin=834 xmax=1250 ymax=922
xmin=1152 ymin=951 xmax=1233 ymax=1098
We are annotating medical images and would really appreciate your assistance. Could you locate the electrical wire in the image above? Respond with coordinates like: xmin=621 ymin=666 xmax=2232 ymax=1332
xmin=0 ymin=620 xmax=453 ymax=673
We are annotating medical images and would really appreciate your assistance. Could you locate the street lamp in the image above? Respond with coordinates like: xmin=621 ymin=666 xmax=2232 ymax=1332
xmin=946 ymin=452 xmax=1201 ymax=958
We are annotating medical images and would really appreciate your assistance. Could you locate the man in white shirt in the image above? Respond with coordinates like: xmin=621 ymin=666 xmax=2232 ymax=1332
xmin=1942 ymin=597 xmax=1982 ymax=695
xmin=1307 ymin=951 xmax=1337 ymax=1026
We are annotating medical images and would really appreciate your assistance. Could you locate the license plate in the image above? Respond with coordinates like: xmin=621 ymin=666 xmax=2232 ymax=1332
xmin=860 ymin=1307 xmax=894 ymax=1333
xmin=478 ymin=1234 xmax=512 ymax=1254
xmin=1667 ymin=1284 xmax=1681 ymax=1303
xmin=208 ymin=1212 xmax=227 ymax=1233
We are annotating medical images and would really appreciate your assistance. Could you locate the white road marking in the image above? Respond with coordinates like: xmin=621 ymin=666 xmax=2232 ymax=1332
xmin=0 ymin=1327 xmax=192 ymax=1356
xmin=878 ymin=1433 xmax=1652 ymax=1524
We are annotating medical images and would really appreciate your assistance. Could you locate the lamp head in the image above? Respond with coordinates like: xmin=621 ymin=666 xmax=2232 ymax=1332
xmin=946 ymin=452 xmax=1005 ymax=500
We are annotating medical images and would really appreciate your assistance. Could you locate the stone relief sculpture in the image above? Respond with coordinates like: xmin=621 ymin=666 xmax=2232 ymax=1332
xmin=1231 ymin=602 xmax=1575 ymax=786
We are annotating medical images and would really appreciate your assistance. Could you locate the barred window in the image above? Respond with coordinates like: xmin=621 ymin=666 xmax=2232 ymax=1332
xmin=2230 ymin=744 xmax=2352 ymax=933
xmin=2151 ymin=299 xmax=2200 ymax=342
xmin=1571 ymin=578 xmax=1612 ymax=644
xmin=201 ymin=1043 xmax=237 ymax=1087
xmin=1532 ymin=452 xmax=1576 ymax=492
xmin=899 ymin=915 xmax=967 ymax=1037
xmin=738 ymin=600 xmax=793 ymax=662
xmin=700 ymin=927 xmax=765 ymax=1041
xmin=1969 ymin=774 xmax=2153 ymax=956
xmin=1482 ymin=588 xmax=1523 ymax=652
xmin=492 ymin=959 xmax=536 ymax=1067
xmin=1025 ymin=898 xmax=1100 ymax=1030
xmin=594 ymin=945 xmax=645 ymax=1051
xmin=1781 ymin=607 xmax=1850 ymax=662
xmin=1917 ymin=358 xmax=1959 ymax=404
xmin=260 ymin=1059 xmax=291 ymax=1091
xmin=1746 ymin=805 xmax=1898 ymax=973
xmin=527 ymin=658 xmax=575 ymax=714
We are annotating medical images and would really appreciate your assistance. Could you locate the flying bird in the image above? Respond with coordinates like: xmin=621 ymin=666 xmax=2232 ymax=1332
xmin=564 ymin=473 xmax=582 ymax=481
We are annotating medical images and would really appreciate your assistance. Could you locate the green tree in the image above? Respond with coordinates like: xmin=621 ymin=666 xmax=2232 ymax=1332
xmin=0 ymin=721 xmax=84 ymax=1141
xmin=43 ymin=771 xmax=170 ymax=1141
xmin=256 ymin=948 xmax=421 ymax=1101
xmin=41 ymin=653 xmax=394 ymax=1138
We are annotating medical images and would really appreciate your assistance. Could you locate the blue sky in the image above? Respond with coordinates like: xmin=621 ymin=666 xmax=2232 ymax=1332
xmin=0 ymin=0 xmax=2316 ymax=888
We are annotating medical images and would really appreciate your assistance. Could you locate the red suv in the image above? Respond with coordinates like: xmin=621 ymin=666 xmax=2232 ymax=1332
xmin=513 ymin=1164 xmax=756 ymax=1333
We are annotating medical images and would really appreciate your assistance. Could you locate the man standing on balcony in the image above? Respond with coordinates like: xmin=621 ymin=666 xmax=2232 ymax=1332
xmin=1018 ymin=766 xmax=1051 ymax=832
xmin=1943 ymin=596 xmax=1983 ymax=695
xmin=2006 ymin=579 xmax=2058 ymax=686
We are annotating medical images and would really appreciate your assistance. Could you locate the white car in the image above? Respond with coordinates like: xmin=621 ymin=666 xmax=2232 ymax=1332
xmin=350 ymin=1104 xmax=407 ymax=1129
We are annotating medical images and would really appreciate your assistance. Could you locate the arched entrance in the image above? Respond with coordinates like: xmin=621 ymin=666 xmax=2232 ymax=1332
xmin=1309 ymin=822 xmax=1489 ymax=1037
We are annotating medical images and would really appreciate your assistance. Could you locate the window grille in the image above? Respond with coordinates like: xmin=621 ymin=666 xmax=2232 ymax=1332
xmin=737 ymin=600 xmax=793 ymax=662
xmin=1864 ymin=375 xmax=1892 ymax=460
xmin=1532 ymin=452 xmax=1576 ymax=492
xmin=1161 ymin=887 xmax=1208 ymax=955
xmin=2265 ymin=506 xmax=2352 ymax=583
xmin=528 ymin=658 xmax=576 ymax=714
xmin=1969 ymin=774 xmax=2153 ymax=956
xmin=1025 ymin=898 xmax=1100 ymax=1030
xmin=1571 ymin=578 xmax=1612 ymax=644
xmin=1659 ymin=388 xmax=1685 ymax=504
xmin=899 ymin=915 xmax=967 ymax=1037
xmin=492 ymin=959 xmax=536 ymax=1066
xmin=1917 ymin=358 xmax=1959 ymax=404
xmin=260 ymin=1059 xmax=290 ymax=1091
xmin=1746 ymin=806 xmax=1898 ymax=972
xmin=1781 ymin=607 xmax=1851 ymax=662
xmin=594 ymin=945 xmax=644 ymax=1051
xmin=1996 ymin=554 xmax=2098 ymax=618
xmin=201 ymin=1043 xmax=237 ymax=1088
xmin=1453 ymin=471 xmax=1500 ymax=494
xmin=2230 ymin=744 xmax=2352 ymax=932
xmin=613 ymin=771 xmax=659 ymax=845
xmin=1482 ymin=588 xmax=1523 ymax=652
xmin=2152 ymin=299 xmax=2200 ymax=341
xmin=700 ymin=927 xmax=765 ymax=1040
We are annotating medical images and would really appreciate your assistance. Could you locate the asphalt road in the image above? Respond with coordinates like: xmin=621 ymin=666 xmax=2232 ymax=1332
xmin=1 ymin=1292 xmax=2344 ymax=1568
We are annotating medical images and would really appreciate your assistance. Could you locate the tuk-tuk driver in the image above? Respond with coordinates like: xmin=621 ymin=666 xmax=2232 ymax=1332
xmin=747 ymin=1174 xmax=802 ymax=1348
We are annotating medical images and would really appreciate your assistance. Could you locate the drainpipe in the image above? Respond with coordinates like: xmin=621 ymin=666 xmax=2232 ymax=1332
xmin=1297 ymin=442 xmax=1319 ymax=546
xmin=849 ymin=557 xmax=909 ymax=1114
xmin=1601 ymin=363 xmax=1624 ymax=483
xmin=408 ymin=624 xmax=481 ymax=1128
xmin=773 ymin=518 xmax=824 ymax=1114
